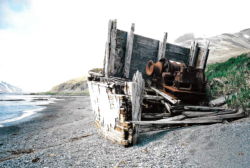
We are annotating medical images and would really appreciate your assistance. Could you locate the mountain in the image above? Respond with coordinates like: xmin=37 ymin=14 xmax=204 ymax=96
xmin=49 ymin=76 xmax=88 ymax=93
xmin=174 ymin=28 xmax=250 ymax=64
xmin=0 ymin=81 xmax=23 ymax=93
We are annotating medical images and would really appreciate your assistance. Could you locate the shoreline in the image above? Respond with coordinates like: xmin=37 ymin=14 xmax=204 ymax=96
xmin=0 ymin=96 xmax=250 ymax=167
xmin=0 ymin=95 xmax=88 ymax=128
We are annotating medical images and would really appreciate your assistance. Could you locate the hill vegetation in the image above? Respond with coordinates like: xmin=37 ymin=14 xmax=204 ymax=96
xmin=206 ymin=53 xmax=250 ymax=111
xmin=48 ymin=76 xmax=89 ymax=95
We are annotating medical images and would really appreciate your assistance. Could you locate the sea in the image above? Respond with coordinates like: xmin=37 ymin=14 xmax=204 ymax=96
xmin=0 ymin=94 xmax=57 ymax=127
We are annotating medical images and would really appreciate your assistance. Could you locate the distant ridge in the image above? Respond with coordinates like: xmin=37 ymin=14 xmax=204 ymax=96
xmin=49 ymin=76 xmax=88 ymax=93
xmin=0 ymin=81 xmax=23 ymax=93
xmin=174 ymin=28 xmax=250 ymax=64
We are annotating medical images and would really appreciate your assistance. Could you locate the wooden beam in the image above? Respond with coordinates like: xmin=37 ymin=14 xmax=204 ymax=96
xmin=157 ymin=115 xmax=186 ymax=121
xmin=150 ymin=87 xmax=178 ymax=104
xmin=187 ymin=112 xmax=245 ymax=121
xmin=110 ymin=19 xmax=117 ymax=75
xmin=183 ymin=110 xmax=237 ymax=118
xmin=209 ymin=96 xmax=226 ymax=107
xmin=188 ymin=40 xmax=199 ymax=66
xmin=124 ymin=23 xmax=135 ymax=78
xmin=196 ymin=40 xmax=210 ymax=69
xmin=130 ymin=71 xmax=144 ymax=145
xmin=157 ymin=32 xmax=168 ymax=61
xmin=144 ymin=95 xmax=164 ymax=101
xmin=104 ymin=20 xmax=117 ymax=77
xmin=131 ymin=119 xmax=222 ymax=125
xmin=184 ymin=106 xmax=226 ymax=111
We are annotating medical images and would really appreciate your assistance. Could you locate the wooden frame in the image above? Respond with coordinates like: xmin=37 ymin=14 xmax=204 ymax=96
xmin=89 ymin=19 xmax=214 ymax=147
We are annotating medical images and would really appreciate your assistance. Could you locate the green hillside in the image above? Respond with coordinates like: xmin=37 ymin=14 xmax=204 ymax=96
xmin=206 ymin=53 xmax=250 ymax=110
xmin=48 ymin=76 xmax=89 ymax=95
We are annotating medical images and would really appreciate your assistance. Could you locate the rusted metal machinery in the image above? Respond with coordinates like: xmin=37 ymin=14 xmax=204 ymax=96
xmin=146 ymin=57 xmax=207 ymax=101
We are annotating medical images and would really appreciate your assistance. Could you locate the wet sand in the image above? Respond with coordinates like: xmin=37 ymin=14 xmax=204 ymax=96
xmin=0 ymin=96 xmax=250 ymax=167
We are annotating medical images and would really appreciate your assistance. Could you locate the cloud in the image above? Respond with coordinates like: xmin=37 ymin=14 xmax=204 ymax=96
xmin=0 ymin=0 xmax=250 ymax=92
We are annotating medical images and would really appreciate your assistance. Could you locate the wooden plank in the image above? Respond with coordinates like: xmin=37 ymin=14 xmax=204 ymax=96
xmin=104 ymin=20 xmax=112 ymax=77
xmin=196 ymin=40 xmax=210 ymax=69
xmin=188 ymin=40 xmax=199 ymax=66
xmin=184 ymin=106 xmax=226 ymax=111
xmin=158 ymin=32 xmax=168 ymax=61
xmin=165 ymin=43 xmax=190 ymax=63
xmin=129 ymin=34 xmax=159 ymax=80
xmin=187 ymin=112 xmax=245 ymax=121
xmin=144 ymin=95 xmax=164 ymax=101
xmin=114 ymin=29 xmax=127 ymax=77
xmin=183 ymin=110 xmax=237 ymax=118
xmin=209 ymin=96 xmax=226 ymax=107
xmin=124 ymin=23 xmax=135 ymax=78
xmin=129 ymin=71 xmax=145 ymax=145
xmin=132 ymin=119 xmax=222 ymax=125
xmin=142 ymin=113 xmax=171 ymax=117
xmin=158 ymin=115 xmax=186 ymax=121
xmin=150 ymin=87 xmax=178 ymax=104
xmin=109 ymin=19 xmax=117 ymax=75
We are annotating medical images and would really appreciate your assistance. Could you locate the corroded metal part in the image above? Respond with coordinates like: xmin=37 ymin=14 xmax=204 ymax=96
xmin=146 ymin=58 xmax=207 ymax=101
xmin=146 ymin=60 xmax=162 ymax=76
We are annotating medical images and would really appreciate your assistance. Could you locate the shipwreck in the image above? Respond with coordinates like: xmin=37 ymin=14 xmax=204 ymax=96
xmin=87 ymin=19 xmax=246 ymax=147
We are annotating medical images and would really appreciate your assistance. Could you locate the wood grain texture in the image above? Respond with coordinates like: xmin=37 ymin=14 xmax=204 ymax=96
xmin=129 ymin=71 xmax=145 ymax=145
xmin=132 ymin=119 xmax=222 ymax=125
xmin=196 ymin=40 xmax=210 ymax=69
xmin=150 ymin=86 xmax=178 ymax=104
xmin=184 ymin=106 xmax=225 ymax=111
xmin=158 ymin=32 xmax=168 ymax=61
xmin=104 ymin=20 xmax=115 ymax=77
xmin=110 ymin=20 xmax=117 ymax=75
xmin=165 ymin=43 xmax=190 ymax=63
xmin=124 ymin=23 xmax=135 ymax=78
xmin=129 ymin=34 xmax=159 ymax=80
xmin=113 ymin=30 xmax=127 ymax=77
xmin=188 ymin=40 xmax=199 ymax=66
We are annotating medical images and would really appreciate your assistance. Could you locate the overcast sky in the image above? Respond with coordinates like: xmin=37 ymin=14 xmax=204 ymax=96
xmin=0 ymin=0 xmax=249 ymax=92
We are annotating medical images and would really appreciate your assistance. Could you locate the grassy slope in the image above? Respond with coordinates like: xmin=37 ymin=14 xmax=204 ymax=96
xmin=42 ymin=76 xmax=89 ymax=95
xmin=206 ymin=53 xmax=250 ymax=110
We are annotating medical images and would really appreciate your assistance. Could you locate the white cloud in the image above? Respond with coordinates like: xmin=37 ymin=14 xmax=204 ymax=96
xmin=0 ymin=0 xmax=250 ymax=92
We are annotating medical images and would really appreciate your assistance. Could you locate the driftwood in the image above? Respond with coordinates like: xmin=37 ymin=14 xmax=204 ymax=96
xmin=184 ymin=106 xmax=226 ymax=111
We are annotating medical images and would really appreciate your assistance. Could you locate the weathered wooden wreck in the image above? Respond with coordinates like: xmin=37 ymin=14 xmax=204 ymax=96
xmin=88 ymin=19 xmax=245 ymax=147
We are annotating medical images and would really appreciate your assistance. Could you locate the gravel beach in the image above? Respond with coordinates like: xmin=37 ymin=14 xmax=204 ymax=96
xmin=0 ymin=96 xmax=250 ymax=168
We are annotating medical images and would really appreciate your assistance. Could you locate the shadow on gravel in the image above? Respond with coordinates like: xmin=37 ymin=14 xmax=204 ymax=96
xmin=137 ymin=127 xmax=188 ymax=146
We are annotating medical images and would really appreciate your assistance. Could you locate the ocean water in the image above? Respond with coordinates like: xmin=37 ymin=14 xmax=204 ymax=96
xmin=0 ymin=94 xmax=56 ymax=127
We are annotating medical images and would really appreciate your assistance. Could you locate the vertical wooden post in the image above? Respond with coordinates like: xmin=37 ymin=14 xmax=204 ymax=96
xmin=198 ymin=40 xmax=210 ymax=70
xmin=130 ymin=71 xmax=145 ymax=145
xmin=188 ymin=40 xmax=199 ymax=66
xmin=157 ymin=32 xmax=168 ymax=61
xmin=124 ymin=23 xmax=135 ymax=78
xmin=110 ymin=19 xmax=117 ymax=75
xmin=104 ymin=19 xmax=117 ymax=77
